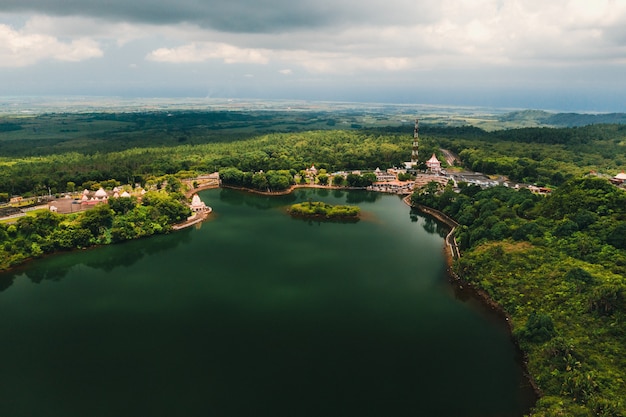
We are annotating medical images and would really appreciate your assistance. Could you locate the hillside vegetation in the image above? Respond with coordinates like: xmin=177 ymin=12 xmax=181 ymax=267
xmin=412 ymin=178 xmax=626 ymax=416
xmin=1 ymin=109 xmax=626 ymax=416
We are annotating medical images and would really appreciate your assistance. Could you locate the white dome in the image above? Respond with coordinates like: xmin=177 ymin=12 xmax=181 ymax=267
xmin=95 ymin=188 xmax=107 ymax=198
xmin=191 ymin=194 xmax=203 ymax=206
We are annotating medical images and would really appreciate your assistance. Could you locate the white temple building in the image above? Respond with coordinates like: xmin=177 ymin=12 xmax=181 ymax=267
xmin=374 ymin=167 xmax=397 ymax=182
xmin=305 ymin=164 xmax=318 ymax=177
xmin=190 ymin=194 xmax=211 ymax=212
xmin=426 ymin=153 xmax=442 ymax=174
xmin=94 ymin=188 xmax=108 ymax=199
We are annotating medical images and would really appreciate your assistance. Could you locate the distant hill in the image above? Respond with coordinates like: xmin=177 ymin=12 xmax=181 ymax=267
xmin=499 ymin=110 xmax=626 ymax=127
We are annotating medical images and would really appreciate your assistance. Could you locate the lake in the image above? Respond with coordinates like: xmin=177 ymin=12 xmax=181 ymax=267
xmin=0 ymin=188 xmax=535 ymax=417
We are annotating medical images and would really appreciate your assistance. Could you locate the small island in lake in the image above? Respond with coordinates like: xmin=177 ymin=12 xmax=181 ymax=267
xmin=288 ymin=201 xmax=360 ymax=221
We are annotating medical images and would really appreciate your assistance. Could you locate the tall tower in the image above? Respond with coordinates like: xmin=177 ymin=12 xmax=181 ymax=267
xmin=411 ymin=118 xmax=419 ymax=166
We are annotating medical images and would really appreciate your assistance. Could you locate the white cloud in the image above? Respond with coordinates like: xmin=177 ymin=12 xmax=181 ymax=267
xmin=410 ymin=0 xmax=626 ymax=65
xmin=144 ymin=30 xmax=415 ymax=74
xmin=147 ymin=42 xmax=270 ymax=64
xmin=0 ymin=22 xmax=102 ymax=67
xmin=276 ymin=50 xmax=411 ymax=74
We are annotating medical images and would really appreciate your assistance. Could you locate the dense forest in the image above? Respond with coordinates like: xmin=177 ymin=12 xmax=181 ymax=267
xmin=2 ymin=111 xmax=626 ymax=199
xmin=2 ymin=110 xmax=626 ymax=416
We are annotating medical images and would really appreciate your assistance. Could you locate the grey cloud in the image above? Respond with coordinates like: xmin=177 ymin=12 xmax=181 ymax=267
xmin=0 ymin=0 xmax=439 ymax=33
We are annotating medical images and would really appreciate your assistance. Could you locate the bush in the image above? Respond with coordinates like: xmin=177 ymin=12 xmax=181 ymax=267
xmin=516 ymin=311 xmax=556 ymax=343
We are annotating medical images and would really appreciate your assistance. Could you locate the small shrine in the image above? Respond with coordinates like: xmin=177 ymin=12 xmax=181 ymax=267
xmin=190 ymin=194 xmax=211 ymax=212
xmin=426 ymin=153 xmax=442 ymax=174
xmin=305 ymin=164 xmax=318 ymax=177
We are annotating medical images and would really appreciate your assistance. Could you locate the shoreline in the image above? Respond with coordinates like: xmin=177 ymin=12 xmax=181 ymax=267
xmin=0 ymin=189 xmax=216 ymax=272
xmin=171 ymin=208 xmax=212 ymax=230
xmin=219 ymin=183 xmax=362 ymax=196
xmin=184 ymin=183 xmax=220 ymax=198
xmin=403 ymin=197 xmax=542 ymax=405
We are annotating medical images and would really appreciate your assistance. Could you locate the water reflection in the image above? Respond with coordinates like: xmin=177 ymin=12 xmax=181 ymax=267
xmin=22 ymin=261 xmax=72 ymax=284
xmin=0 ymin=273 xmax=13 ymax=292
xmin=423 ymin=217 xmax=437 ymax=234
xmin=219 ymin=188 xmax=297 ymax=209
xmin=219 ymin=187 xmax=246 ymax=206
xmin=436 ymin=222 xmax=449 ymax=237
xmin=332 ymin=190 xmax=345 ymax=199
xmin=0 ymin=229 xmax=191 ymax=291
xmin=289 ymin=216 xmax=360 ymax=225
xmin=345 ymin=190 xmax=381 ymax=204
xmin=316 ymin=188 xmax=329 ymax=198
xmin=420 ymin=215 xmax=450 ymax=238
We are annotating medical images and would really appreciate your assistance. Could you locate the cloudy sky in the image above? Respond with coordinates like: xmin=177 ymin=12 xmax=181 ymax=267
xmin=1 ymin=0 xmax=625 ymax=111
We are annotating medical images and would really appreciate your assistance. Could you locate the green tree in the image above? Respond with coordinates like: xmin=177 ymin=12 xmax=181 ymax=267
xmin=266 ymin=170 xmax=293 ymax=191
xmin=251 ymin=172 xmax=269 ymax=190
xmin=79 ymin=204 xmax=114 ymax=238
xmin=332 ymin=175 xmax=344 ymax=186
xmin=362 ymin=172 xmax=377 ymax=186
xmin=165 ymin=175 xmax=182 ymax=193
xmin=606 ymin=223 xmax=626 ymax=249
xmin=142 ymin=191 xmax=190 ymax=224
xmin=219 ymin=168 xmax=245 ymax=186
xmin=108 ymin=196 xmax=138 ymax=215
xmin=564 ymin=267 xmax=594 ymax=285
xmin=16 ymin=211 xmax=61 ymax=238
xmin=516 ymin=311 xmax=556 ymax=343
xmin=100 ymin=179 xmax=121 ymax=189
xmin=589 ymin=283 xmax=625 ymax=316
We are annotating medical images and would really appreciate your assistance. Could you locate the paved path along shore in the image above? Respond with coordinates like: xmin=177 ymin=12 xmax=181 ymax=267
xmin=402 ymin=195 xmax=461 ymax=260
xmin=172 ymin=209 xmax=212 ymax=230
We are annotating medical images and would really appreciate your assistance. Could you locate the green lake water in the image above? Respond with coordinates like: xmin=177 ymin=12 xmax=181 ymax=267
xmin=0 ymin=188 xmax=536 ymax=417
